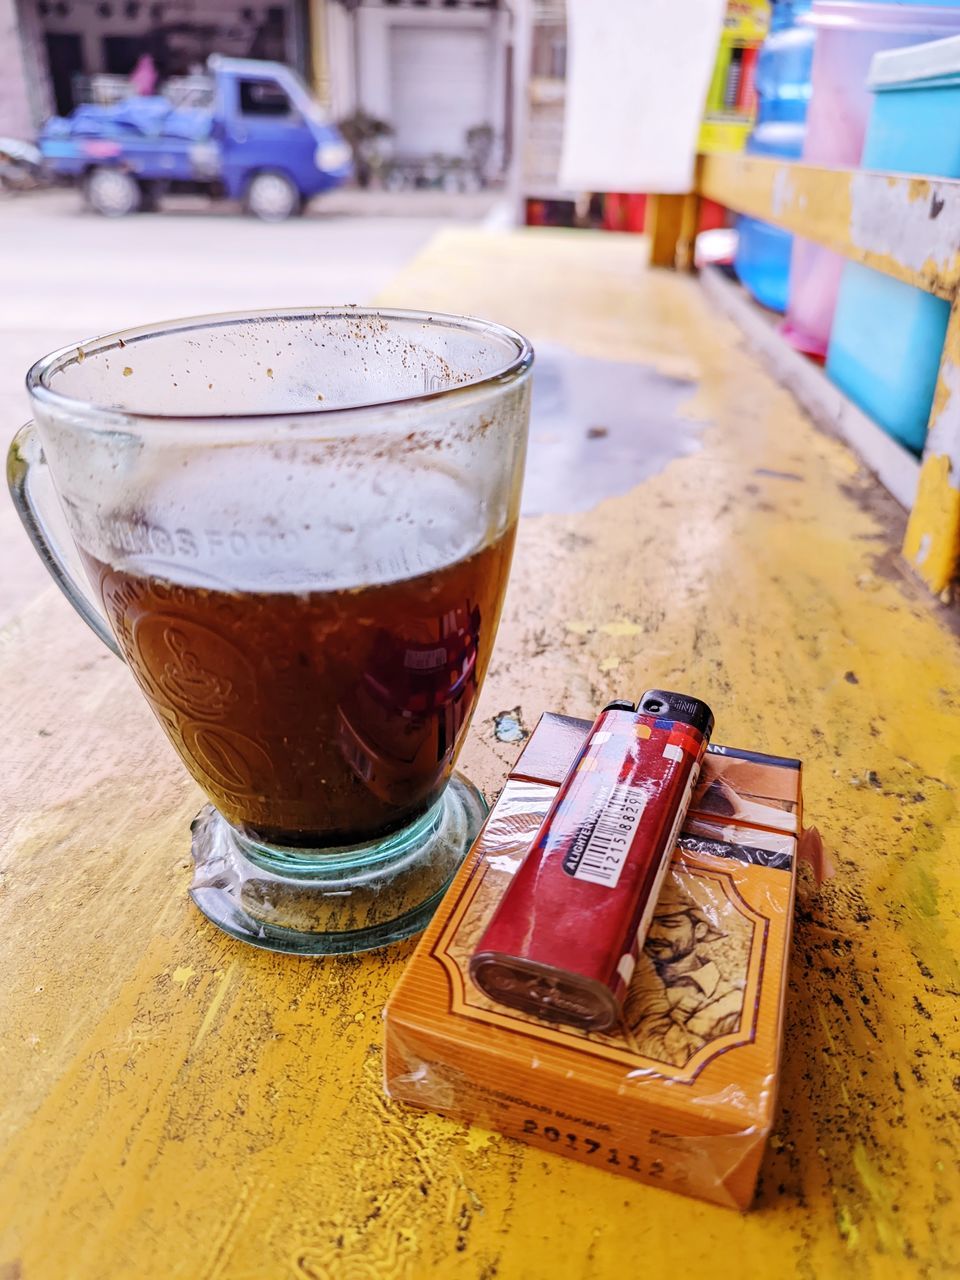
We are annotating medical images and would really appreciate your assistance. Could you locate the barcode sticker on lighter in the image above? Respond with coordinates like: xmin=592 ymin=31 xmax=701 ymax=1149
xmin=573 ymin=783 xmax=647 ymax=888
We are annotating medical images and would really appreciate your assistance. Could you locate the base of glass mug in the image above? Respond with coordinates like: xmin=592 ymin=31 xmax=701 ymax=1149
xmin=188 ymin=774 xmax=487 ymax=955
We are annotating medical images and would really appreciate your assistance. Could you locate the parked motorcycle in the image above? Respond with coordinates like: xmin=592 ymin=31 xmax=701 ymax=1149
xmin=0 ymin=138 xmax=44 ymax=192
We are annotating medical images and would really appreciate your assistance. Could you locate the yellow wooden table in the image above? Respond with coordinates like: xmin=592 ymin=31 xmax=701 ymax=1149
xmin=3 ymin=229 xmax=959 ymax=1280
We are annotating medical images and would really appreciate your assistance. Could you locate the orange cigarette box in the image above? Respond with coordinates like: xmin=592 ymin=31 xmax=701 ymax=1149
xmin=384 ymin=712 xmax=802 ymax=1209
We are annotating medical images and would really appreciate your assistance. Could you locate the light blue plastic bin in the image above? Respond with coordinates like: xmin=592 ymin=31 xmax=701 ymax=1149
xmin=827 ymin=34 xmax=960 ymax=453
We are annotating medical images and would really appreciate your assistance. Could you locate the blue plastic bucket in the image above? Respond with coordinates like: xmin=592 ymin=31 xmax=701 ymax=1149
xmin=827 ymin=33 xmax=960 ymax=452
xmin=736 ymin=121 xmax=807 ymax=311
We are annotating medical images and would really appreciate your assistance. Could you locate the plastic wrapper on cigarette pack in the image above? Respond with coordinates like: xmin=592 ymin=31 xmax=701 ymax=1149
xmin=384 ymin=712 xmax=804 ymax=1209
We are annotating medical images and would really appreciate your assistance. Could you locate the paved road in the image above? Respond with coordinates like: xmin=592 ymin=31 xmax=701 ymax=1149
xmin=0 ymin=188 xmax=479 ymax=622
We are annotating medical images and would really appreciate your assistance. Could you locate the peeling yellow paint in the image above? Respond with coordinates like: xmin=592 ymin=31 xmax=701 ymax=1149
xmin=929 ymin=299 xmax=960 ymax=428
xmin=463 ymin=1126 xmax=495 ymax=1154
xmin=700 ymin=153 xmax=960 ymax=298
xmin=838 ymin=1205 xmax=861 ymax=1251
xmin=189 ymin=963 xmax=237 ymax=1053
xmin=853 ymin=1144 xmax=907 ymax=1257
xmin=599 ymin=621 xmax=645 ymax=637
xmin=171 ymin=966 xmax=194 ymax=986
xmin=817 ymin=1007 xmax=850 ymax=1105
xmin=903 ymin=453 xmax=960 ymax=591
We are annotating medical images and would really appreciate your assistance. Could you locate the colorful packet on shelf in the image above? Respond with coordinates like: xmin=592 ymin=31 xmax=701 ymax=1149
xmin=383 ymin=712 xmax=803 ymax=1210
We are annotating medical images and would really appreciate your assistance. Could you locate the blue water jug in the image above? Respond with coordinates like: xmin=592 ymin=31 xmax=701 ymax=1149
xmin=735 ymin=0 xmax=814 ymax=312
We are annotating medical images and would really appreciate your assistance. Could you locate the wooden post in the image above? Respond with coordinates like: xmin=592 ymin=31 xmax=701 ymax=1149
xmin=647 ymin=188 xmax=701 ymax=271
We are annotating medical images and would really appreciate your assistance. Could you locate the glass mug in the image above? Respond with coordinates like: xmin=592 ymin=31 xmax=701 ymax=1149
xmin=9 ymin=309 xmax=533 ymax=953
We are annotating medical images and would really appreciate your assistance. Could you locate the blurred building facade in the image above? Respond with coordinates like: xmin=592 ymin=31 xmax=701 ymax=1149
xmin=2 ymin=0 xmax=307 ymax=127
xmin=0 ymin=0 xmax=516 ymax=181
xmin=522 ymin=0 xmax=565 ymax=199
xmin=326 ymin=0 xmax=508 ymax=172
xmin=1 ymin=0 xmax=42 ymax=136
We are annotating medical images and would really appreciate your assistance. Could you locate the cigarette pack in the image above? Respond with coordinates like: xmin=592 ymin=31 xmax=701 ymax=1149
xmin=383 ymin=713 xmax=803 ymax=1209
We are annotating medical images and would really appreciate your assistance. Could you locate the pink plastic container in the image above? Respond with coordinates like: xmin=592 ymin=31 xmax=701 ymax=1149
xmin=784 ymin=2 xmax=960 ymax=358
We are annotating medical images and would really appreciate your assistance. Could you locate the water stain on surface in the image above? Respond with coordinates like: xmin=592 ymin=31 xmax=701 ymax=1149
xmin=493 ymin=707 xmax=527 ymax=744
xmin=523 ymin=343 xmax=702 ymax=516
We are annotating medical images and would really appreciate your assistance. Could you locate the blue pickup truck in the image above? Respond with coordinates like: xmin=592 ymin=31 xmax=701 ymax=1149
xmin=39 ymin=56 xmax=352 ymax=220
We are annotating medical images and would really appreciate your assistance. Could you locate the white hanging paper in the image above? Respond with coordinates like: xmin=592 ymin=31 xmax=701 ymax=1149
xmin=560 ymin=0 xmax=727 ymax=194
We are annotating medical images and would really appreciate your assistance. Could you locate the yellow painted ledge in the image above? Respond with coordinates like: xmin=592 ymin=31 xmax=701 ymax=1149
xmin=3 ymin=229 xmax=960 ymax=1280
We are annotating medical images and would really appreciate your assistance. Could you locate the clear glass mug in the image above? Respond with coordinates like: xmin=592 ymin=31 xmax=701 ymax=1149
xmin=8 ymin=309 xmax=533 ymax=954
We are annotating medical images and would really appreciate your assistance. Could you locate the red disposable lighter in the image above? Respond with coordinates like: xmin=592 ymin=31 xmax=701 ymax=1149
xmin=470 ymin=689 xmax=714 ymax=1031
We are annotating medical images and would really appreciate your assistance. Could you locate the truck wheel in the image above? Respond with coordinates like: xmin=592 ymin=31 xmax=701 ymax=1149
xmin=85 ymin=168 xmax=142 ymax=217
xmin=245 ymin=171 xmax=301 ymax=222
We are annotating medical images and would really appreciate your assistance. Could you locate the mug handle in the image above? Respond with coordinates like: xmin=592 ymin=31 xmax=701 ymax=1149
xmin=7 ymin=421 xmax=122 ymax=659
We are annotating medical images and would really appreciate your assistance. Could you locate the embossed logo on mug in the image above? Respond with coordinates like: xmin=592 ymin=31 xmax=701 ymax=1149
xmin=130 ymin=615 xmax=255 ymax=721
xmin=181 ymin=722 xmax=275 ymax=794
xmin=68 ymin=502 xmax=302 ymax=566
xmin=98 ymin=570 xmax=276 ymax=806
